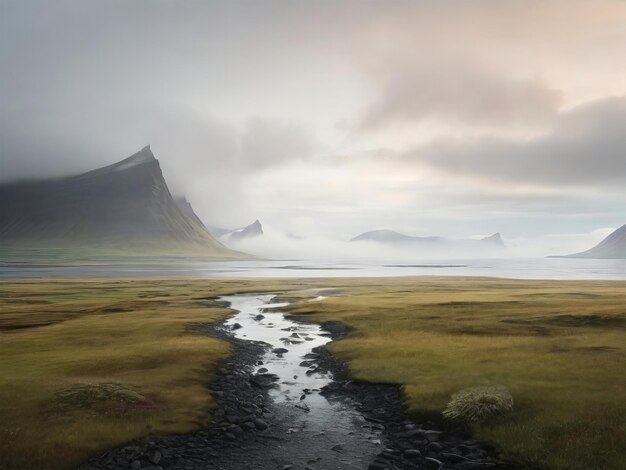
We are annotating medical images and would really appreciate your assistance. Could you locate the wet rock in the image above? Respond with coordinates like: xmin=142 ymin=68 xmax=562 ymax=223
xmin=253 ymin=419 xmax=269 ymax=430
xmin=130 ymin=460 xmax=141 ymax=470
xmin=231 ymin=323 xmax=243 ymax=330
xmin=250 ymin=373 xmax=280 ymax=389
xmin=255 ymin=314 xmax=265 ymax=320
xmin=257 ymin=367 xmax=268 ymax=373
xmin=403 ymin=449 xmax=422 ymax=459
xmin=273 ymin=347 xmax=289 ymax=355
xmin=424 ymin=457 xmax=443 ymax=469
xmin=427 ymin=442 xmax=443 ymax=453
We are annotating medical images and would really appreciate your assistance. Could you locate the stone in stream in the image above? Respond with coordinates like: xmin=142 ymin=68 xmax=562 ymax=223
xmin=249 ymin=373 xmax=280 ymax=389
xmin=404 ymin=449 xmax=422 ymax=459
xmin=253 ymin=419 xmax=269 ymax=430
xmin=231 ymin=322 xmax=243 ymax=330
xmin=254 ymin=314 xmax=265 ymax=320
xmin=273 ymin=347 xmax=289 ymax=355
xmin=257 ymin=367 xmax=268 ymax=373
xmin=289 ymin=332 xmax=300 ymax=338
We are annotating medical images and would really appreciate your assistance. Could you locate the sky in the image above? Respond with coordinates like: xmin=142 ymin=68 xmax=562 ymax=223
xmin=2 ymin=0 xmax=626 ymax=248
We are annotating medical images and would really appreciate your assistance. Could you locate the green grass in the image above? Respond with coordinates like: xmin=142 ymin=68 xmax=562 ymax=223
xmin=2 ymin=277 xmax=625 ymax=470
xmin=286 ymin=277 xmax=626 ymax=470
xmin=0 ymin=278 xmax=308 ymax=469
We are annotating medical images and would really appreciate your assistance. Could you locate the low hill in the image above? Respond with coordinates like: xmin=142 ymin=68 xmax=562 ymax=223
xmin=561 ymin=225 xmax=626 ymax=259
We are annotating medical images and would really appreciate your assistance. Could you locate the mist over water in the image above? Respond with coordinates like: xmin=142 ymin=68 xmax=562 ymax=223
xmin=2 ymin=257 xmax=625 ymax=280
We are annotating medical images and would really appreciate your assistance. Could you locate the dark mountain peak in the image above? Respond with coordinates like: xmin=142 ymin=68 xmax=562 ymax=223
xmin=0 ymin=148 xmax=244 ymax=257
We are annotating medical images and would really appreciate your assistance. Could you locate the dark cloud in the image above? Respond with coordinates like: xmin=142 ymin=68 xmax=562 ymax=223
xmin=407 ymin=96 xmax=626 ymax=185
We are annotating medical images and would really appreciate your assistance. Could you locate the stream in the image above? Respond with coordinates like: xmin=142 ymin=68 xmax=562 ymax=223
xmin=87 ymin=294 xmax=498 ymax=470
xmin=220 ymin=294 xmax=383 ymax=469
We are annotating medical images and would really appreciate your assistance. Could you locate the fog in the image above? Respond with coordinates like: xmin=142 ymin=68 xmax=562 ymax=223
xmin=218 ymin=225 xmax=613 ymax=261
xmin=2 ymin=0 xmax=625 ymax=242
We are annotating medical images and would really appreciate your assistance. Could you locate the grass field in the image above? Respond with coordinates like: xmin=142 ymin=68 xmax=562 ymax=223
xmin=287 ymin=277 xmax=626 ymax=469
xmin=0 ymin=278 xmax=305 ymax=470
xmin=1 ymin=277 xmax=625 ymax=469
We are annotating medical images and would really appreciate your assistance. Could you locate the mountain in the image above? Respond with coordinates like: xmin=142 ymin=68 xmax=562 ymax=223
xmin=480 ymin=232 xmax=505 ymax=247
xmin=174 ymin=196 xmax=207 ymax=230
xmin=351 ymin=229 xmax=505 ymax=251
xmin=561 ymin=225 xmax=626 ymax=259
xmin=0 ymin=146 xmax=244 ymax=257
xmin=351 ymin=230 xmax=442 ymax=244
xmin=228 ymin=220 xmax=264 ymax=242
xmin=206 ymin=220 xmax=264 ymax=242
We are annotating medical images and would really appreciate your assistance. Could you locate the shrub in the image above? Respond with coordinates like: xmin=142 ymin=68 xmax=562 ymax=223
xmin=443 ymin=385 xmax=513 ymax=424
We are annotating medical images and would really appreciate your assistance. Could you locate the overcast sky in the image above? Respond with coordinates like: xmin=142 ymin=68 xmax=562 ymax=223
xmin=2 ymin=0 xmax=625 ymax=240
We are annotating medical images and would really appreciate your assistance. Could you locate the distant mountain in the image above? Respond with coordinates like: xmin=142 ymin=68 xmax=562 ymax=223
xmin=561 ymin=225 xmax=626 ymax=259
xmin=351 ymin=230 xmax=442 ymax=244
xmin=206 ymin=220 xmax=264 ymax=242
xmin=480 ymin=232 xmax=505 ymax=247
xmin=351 ymin=229 xmax=505 ymax=250
xmin=0 ymin=146 xmax=245 ymax=257
xmin=228 ymin=220 xmax=264 ymax=242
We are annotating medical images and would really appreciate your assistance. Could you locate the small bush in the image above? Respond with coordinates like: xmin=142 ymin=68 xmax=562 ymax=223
xmin=443 ymin=385 xmax=513 ymax=424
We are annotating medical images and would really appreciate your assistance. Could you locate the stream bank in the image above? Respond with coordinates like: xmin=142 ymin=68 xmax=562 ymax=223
xmin=86 ymin=294 xmax=504 ymax=470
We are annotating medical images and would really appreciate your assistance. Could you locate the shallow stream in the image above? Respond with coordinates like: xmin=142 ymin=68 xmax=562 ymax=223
xmin=221 ymin=293 xmax=383 ymax=469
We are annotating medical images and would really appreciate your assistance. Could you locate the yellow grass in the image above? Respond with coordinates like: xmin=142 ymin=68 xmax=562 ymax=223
xmin=1 ymin=277 xmax=625 ymax=470
xmin=287 ymin=277 xmax=626 ymax=470
xmin=0 ymin=278 xmax=302 ymax=469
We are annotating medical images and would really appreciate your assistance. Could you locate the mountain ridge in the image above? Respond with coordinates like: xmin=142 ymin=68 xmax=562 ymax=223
xmin=0 ymin=147 xmax=245 ymax=257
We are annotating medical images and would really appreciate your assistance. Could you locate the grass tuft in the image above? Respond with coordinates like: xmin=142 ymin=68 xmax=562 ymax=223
xmin=442 ymin=385 xmax=513 ymax=424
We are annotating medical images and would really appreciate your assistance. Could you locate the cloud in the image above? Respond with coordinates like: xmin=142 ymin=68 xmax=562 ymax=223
xmin=360 ymin=64 xmax=563 ymax=129
xmin=406 ymin=96 xmax=626 ymax=186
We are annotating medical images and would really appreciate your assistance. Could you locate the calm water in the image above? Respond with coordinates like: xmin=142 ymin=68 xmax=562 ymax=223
xmin=0 ymin=257 xmax=625 ymax=280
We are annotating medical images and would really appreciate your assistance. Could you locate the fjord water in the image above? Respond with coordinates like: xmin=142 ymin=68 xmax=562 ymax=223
xmin=220 ymin=294 xmax=383 ymax=468
xmin=1 ymin=257 xmax=625 ymax=279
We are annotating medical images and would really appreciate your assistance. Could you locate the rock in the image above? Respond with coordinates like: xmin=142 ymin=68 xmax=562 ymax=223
xmin=257 ymin=367 xmax=268 ymax=373
xmin=331 ymin=444 xmax=344 ymax=452
xmin=427 ymin=442 xmax=443 ymax=453
xmin=290 ymin=333 xmax=300 ymax=338
xmin=130 ymin=460 xmax=141 ymax=470
xmin=255 ymin=314 xmax=265 ymax=320
xmin=250 ymin=373 xmax=280 ymax=389
xmin=282 ymin=465 xmax=295 ymax=470
xmin=253 ymin=419 xmax=269 ymax=430
xmin=148 ymin=449 xmax=162 ymax=465
xmin=423 ymin=457 xmax=443 ymax=469
xmin=403 ymin=449 xmax=422 ymax=459
xmin=368 ymin=463 xmax=387 ymax=470
xmin=273 ymin=347 xmax=289 ymax=355
xmin=231 ymin=323 xmax=243 ymax=330
xmin=299 ymin=360 xmax=315 ymax=367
